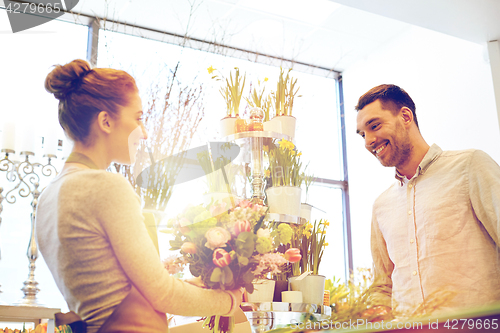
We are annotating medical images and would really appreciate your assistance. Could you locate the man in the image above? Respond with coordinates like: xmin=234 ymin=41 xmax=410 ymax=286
xmin=355 ymin=84 xmax=500 ymax=316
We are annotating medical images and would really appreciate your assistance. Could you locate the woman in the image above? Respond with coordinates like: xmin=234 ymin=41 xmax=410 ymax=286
xmin=37 ymin=59 xmax=242 ymax=333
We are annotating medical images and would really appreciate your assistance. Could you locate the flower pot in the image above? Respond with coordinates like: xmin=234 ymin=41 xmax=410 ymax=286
xmin=220 ymin=116 xmax=237 ymax=137
xmin=265 ymin=186 xmax=301 ymax=216
xmin=289 ymin=275 xmax=326 ymax=305
xmin=263 ymin=118 xmax=282 ymax=133
xmin=273 ymin=115 xmax=296 ymax=139
xmin=300 ymin=203 xmax=313 ymax=222
xmin=247 ymin=279 xmax=276 ymax=303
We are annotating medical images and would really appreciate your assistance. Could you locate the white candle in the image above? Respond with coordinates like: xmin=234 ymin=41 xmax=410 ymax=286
xmin=20 ymin=127 xmax=36 ymax=153
xmin=43 ymin=133 xmax=59 ymax=157
xmin=1 ymin=122 xmax=16 ymax=151
xmin=282 ymin=291 xmax=303 ymax=303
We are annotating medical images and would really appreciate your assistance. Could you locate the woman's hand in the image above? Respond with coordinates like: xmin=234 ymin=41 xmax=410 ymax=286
xmin=224 ymin=287 xmax=245 ymax=316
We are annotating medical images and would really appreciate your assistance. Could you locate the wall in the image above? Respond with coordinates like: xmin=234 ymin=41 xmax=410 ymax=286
xmin=342 ymin=26 xmax=500 ymax=270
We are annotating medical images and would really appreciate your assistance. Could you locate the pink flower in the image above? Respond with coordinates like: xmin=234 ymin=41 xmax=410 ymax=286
xmin=284 ymin=248 xmax=301 ymax=263
xmin=163 ymin=255 xmax=187 ymax=275
xmin=252 ymin=252 xmax=288 ymax=278
xmin=252 ymin=204 xmax=263 ymax=211
xmin=213 ymin=248 xmax=232 ymax=267
xmin=205 ymin=227 xmax=231 ymax=250
xmin=239 ymin=200 xmax=252 ymax=208
xmin=181 ymin=242 xmax=197 ymax=254
xmin=233 ymin=220 xmax=251 ymax=236
xmin=210 ymin=202 xmax=228 ymax=217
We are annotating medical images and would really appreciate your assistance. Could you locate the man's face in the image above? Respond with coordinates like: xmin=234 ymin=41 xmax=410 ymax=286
xmin=356 ymin=100 xmax=412 ymax=168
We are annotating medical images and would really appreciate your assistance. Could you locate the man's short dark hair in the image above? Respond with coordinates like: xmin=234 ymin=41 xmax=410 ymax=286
xmin=355 ymin=84 xmax=419 ymax=129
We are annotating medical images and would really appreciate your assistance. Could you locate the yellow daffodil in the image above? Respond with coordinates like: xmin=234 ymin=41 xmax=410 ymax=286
xmin=322 ymin=230 xmax=327 ymax=235
xmin=305 ymin=230 xmax=311 ymax=238
xmin=325 ymin=221 xmax=330 ymax=226
xmin=278 ymin=140 xmax=289 ymax=150
xmin=263 ymin=145 xmax=269 ymax=152
xmin=207 ymin=66 xmax=215 ymax=74
xmin=297 ymin=152 xmax=302 ymax=157
xmin=324 ymin=242 xmax=329 ymax=247
xmin=264 ymin=77 xmax=269 ymax=82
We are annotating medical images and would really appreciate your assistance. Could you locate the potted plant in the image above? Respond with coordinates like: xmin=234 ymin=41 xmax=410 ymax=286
xmin=245 ymin=78 xmax=273 ymax=131
xmin=265 ymin=139 xmax=304 ymax=216
xmin=209 ymin=66 xmax=247 ymax=136
xmin=270 ymin=67 xmax=300 ymax=138
xmin=289 ymin=219 xmax=329 ymax=305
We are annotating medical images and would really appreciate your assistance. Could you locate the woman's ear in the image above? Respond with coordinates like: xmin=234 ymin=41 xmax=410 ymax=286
xmin=97 ymin=111 xmax=113 ymax=134
xmin=400 ymin=107 xmax=413 ymax=127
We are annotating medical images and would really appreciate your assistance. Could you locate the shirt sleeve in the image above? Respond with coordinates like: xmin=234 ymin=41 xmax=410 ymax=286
xmin=91 ymin=172 xmax=233 ymax=316
xmin=468 ymin=150 xmax=500 ymax=245
xmin=370 ymin=208 xmax=394 ymax=308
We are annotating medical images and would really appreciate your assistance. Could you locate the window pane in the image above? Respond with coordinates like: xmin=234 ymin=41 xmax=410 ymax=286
xmin=0 ymin=19 xmax=88 ymax=311
xmin=307 ymin=185 xmax=346 ymax=282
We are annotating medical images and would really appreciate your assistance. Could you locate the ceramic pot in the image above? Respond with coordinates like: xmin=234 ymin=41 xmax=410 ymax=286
xmin=265 ymin=186 xmax=301 ymax=216
xmin=289 ymin=275 xmax=326 ymax=305
xmin=247 ymin=279 xmax=276 ymax=303
xmin=273 ymin=115 xmax=296 ymax=139
xmin=220 ymin=116 xmax=237 ymax=137
xmin=300 ymin=203 xmax=313 ymax=222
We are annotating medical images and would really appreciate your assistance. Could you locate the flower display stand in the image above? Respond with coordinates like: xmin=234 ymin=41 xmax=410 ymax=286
xmin=223 ymin=130 xmax=323 ymax=333
xmin=241 ymin=302 xmax=331 ymax=333
xmin=223 ymin=130 xmax=305 ymax=225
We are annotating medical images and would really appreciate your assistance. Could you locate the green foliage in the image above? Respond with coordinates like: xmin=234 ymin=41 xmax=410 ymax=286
xmin=273 ymin=67 xmax=300 ymax=116
xmin=267 ymin=139 xmax=304 ymax=187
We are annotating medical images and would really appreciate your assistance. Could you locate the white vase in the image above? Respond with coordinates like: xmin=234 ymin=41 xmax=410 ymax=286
xmin=220 ymin=116 xmax=237 ymax=137
xmin=289 ymin=275 xmax=326 ymax=305
xmin=300 ymin=203 xmax=313 ymax=222
xmin=266 ymin=186 xmax=301 ymax=216
xmin=263 ymin=118 xmax=282 ymax=133
xmin=247 ymin=279 xmax=276 ymax=303
xmin=273 ymin=115 xmax=296 ymax=139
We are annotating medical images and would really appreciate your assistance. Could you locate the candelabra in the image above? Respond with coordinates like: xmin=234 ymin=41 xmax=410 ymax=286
xmin=0 ymin=148 xmax=58 ymax=306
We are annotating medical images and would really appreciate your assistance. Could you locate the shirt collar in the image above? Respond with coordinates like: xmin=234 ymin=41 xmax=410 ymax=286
xmin=395 ymin=144 xmax=442 ymax=186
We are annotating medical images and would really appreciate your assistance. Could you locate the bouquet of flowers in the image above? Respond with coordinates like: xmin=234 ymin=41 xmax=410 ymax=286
xmin=169 ymin=199 xmax=301 ymax=333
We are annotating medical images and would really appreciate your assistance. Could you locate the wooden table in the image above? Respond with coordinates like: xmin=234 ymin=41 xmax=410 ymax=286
xmin=0 ymin=305 xmax=60 ymax=332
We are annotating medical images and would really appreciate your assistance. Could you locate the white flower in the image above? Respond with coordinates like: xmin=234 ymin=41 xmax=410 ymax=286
xmin=257 ymin=228 xmax=271 ymax=239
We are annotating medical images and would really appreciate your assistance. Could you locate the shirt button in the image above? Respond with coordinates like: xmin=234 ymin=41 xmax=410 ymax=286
xmin=410 ymin=239 xmax=415 ymax=243
xmin=408 ymin=184 xmax=413 ymax=188
xmin=408 ymin=210 xmax=412 ymax=215
xmin=412 ymin=271 xmax=417 ymax=276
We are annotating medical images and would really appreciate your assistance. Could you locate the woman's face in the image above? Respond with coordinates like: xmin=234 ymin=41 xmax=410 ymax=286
xmin=112 ymin=92 xmax=148 ymax=165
